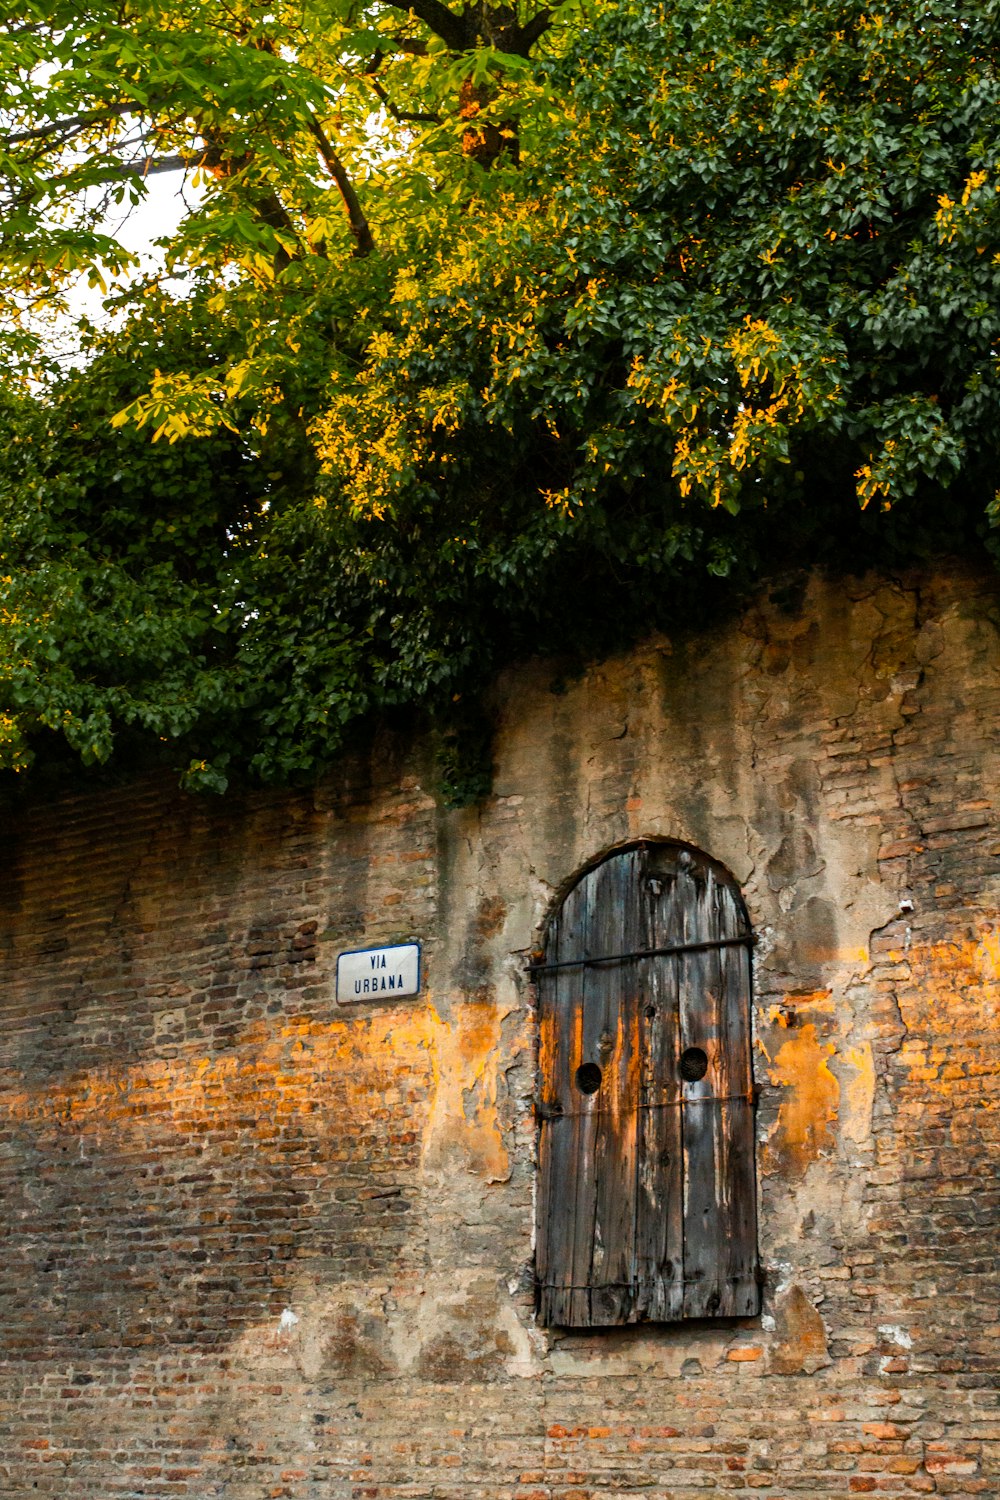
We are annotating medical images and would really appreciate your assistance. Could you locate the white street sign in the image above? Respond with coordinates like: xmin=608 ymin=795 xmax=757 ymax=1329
xmin=336 ymin=942 xmax=421 ymax=1005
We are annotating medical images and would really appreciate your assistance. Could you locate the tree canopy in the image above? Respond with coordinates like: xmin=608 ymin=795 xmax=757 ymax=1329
xmin=1 ymin=0 xmax=999 ymax=797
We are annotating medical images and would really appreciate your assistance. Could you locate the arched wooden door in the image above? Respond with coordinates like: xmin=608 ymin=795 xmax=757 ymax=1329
xmin=534 ymin=842 xmax=759 ymax=1327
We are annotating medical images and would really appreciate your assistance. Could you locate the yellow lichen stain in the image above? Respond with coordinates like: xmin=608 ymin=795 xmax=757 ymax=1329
xmin=0 ymin=1000 xmax=511 ymax=1185
xmin=417 ymin=1002 xmax=511 ymax=1183
xmin=763 ymin=1023 xmax=840 ymax=1179
xmin=886 ymin=931 xmax=1000 ymax=1112
xmin=764 ymin=990 xmax=835 ymax=1031
xmin=975 ymin=927 xmax=1000 ymax=981
xmin=841 ymin=1042 xmax=875 ymax=1145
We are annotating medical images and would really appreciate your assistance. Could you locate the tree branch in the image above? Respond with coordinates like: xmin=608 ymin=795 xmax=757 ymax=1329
xmin=514 ymin=8 xmax=552 ymax=55
xmin=382 ymin=0 xmax=551 ymax=55
xmin=246 ymin=28 xmax=375 ymax=257
xmin=383 ymin=0 xmax=472 ymax=49
xmin=118 ymin=152 xmax=208 ymax=177
xmin=366 ymin=70 xmax=442 ymax=125
xmin=5 ymin=104 xmax=139 ymax=147
xmin=305 ymin=116 xmax=375 ymax=258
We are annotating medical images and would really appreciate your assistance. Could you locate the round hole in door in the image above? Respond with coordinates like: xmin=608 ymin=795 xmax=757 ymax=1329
xmin=679 ymin=1046 xmax=709 ymax=1083
xmin=575 ymin=1062 xmax=603 ymax=1094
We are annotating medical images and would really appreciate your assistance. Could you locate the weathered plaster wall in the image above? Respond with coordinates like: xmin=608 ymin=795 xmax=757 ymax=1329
xmin=1 ymin=565 xmax=998 ymax=1497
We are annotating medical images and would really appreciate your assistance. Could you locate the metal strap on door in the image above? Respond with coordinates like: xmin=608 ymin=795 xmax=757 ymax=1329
xmin=536 ymin=1091 xmax=754 ymax=1121
xmin=527 ymin=931 xmax=754 ymax=976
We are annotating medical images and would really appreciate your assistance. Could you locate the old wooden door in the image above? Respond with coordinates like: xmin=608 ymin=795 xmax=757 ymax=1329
xmin=534 ymin=842 xmax=759 ymax=1327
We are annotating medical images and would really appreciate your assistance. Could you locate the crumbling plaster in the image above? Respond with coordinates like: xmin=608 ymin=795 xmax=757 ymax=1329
xmin=401 ymin=566 xmax=1000 ymax=1383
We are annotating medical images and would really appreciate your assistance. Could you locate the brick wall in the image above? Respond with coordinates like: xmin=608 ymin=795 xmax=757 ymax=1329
xmin=1 ymin=565 xmax=998 ymax=1498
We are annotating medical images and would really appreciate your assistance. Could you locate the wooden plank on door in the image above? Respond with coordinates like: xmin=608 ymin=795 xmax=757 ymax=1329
xmin=637 ymin=849 xmax=685 ymax=1321
xmin=677 ymin=855 xmax=757 ymax=1318
xmin=719 ymin=937 xmax=760 ymax=1316
xmin=535 ymin=871 xmax=588 ymax=1326
xmin=584 ymin=848 xmax=642 ymax=1325
xmin=678 ymin=860 xmax=724 ymax=1319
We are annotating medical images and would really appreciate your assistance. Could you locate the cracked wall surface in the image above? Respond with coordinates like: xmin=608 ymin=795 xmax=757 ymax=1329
xmin=1 ymin=564 xmax=998 ymax=1497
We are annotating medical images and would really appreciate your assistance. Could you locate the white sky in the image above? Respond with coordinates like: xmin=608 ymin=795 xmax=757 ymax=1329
xmin=65 ymin=169 xmax=194 ymax=329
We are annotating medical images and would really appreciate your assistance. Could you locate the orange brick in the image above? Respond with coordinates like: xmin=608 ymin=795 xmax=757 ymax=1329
xmin=863 ymin=1423 xmax=907 ymax=1440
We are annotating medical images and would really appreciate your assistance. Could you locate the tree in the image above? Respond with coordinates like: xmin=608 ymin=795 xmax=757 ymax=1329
xmin=0 ymin=0 xmax=559 ymax=305
xmin=2 ymin=0 xmax=999 ymax=796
